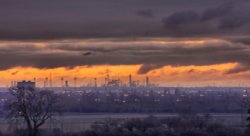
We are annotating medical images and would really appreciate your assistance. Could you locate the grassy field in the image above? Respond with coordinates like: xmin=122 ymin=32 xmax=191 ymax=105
xmin=0 ymin=113 xmax=247 ymax=133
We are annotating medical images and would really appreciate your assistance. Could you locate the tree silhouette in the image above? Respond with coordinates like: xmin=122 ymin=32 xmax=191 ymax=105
xmin=5 ymin=87 xmax=60 ymax=136
xmin=247 ymin=108 xmax=250 ymax=128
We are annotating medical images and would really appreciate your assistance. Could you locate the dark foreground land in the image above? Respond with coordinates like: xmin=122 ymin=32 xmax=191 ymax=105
xmin=0 ymin=113 xmax=249 ymax=136
xmin=1 ymin=87 xmax=250 ymax=136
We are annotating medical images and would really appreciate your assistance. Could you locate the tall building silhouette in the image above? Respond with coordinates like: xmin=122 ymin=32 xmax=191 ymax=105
xmin=65 ymin=80 xmax=69 ymax=87
xmin=74 ymin=77 xmax=77 ymax=88
xmin=17 ymin=80 xmax=36 ymax=90
xmin=129 ymin=74 xmax=132 ymax=87
xmin=94 ymin=78 xmax=97 ymax=87
xmin=146 ymin=76 xmax=149 ymax=87
xmin=61 ymin=77 xmax=64 ymax=87
xmin=49 ymin=73 xmax=52 ymax=88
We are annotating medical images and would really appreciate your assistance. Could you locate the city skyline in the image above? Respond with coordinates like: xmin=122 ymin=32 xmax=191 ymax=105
xmin=1 ymin=1 xmax=250 ymax=135
xmin=3 ymin=65 xmax=250 ymax=88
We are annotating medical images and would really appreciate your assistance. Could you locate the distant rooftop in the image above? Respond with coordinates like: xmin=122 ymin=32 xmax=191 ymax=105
xmin=17 ymin=80 xmax=36 ymax=89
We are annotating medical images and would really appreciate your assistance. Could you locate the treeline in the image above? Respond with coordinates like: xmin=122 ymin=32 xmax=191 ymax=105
xmin=59 ymin=91 xmax=245 ymax=113
xmin=3 ymin=114 xmax=250 ymax=136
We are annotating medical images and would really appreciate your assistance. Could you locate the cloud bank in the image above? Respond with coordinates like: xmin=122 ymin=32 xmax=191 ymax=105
xmin=1 ymin=0 xmax=250 ymax=74
xmin=0 ymin=38 xmax=249 ymax=74
xmin=0 ymin=0 xmax=249 ymax=40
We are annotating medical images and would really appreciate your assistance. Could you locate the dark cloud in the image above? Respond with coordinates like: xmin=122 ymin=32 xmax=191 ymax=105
xmin=11 ymin=71 xmax=19 ymax=75
xmin=137 ymin=64 xmax=164 ymax=74
xmin=162 ymin=0 xmax=250 ymax=37
xmin=218 ymin=15 xmax=250 ymax=30
xmin=0 ymin=0 xmax=248 ymax=40
xmin=225 ymin=64 xmax=250 ymax=74
xmin=0 ymin=39 xmax=250 ymax=74
xmin=1 ymin=0 xmax=250 ymax=75
xmin=228 ymin=37 xmax=250 ymax=45
xmin=82 ymin=52 xmax=92 ymax=56
xmin=164 ymin=11 xmax=200 ymax=26
xmin=201 ymin=1 xmax=234 ymax=21
xmin=136 ymin=9 xmax=155 ymax=18
xmin=187 ymin=69 xmax=196 ymax=74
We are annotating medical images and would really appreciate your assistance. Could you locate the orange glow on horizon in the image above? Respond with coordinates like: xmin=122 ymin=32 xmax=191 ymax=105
xmin=0 ymin=63 xmax=249 ymax=87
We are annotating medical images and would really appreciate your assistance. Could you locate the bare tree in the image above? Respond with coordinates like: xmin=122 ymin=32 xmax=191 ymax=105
xmin=241 ymin=97 xmax=250 ymax=127
xmin=5 ymin=87 xmax=60 ymax=136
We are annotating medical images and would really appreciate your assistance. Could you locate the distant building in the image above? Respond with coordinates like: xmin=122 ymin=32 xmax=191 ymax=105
xmin=17 ymin=81 xmax=36 ymax=90
xmin=65 ymin=80 xmax=69 ymax=87
xmin=146 ymin=76 xmax=149 ymax=87
xmin=128 ymin=74 xmax=138 ymax=87
xmin=129 ymin=74 xmax=132 ymax=87
xmin=94 ymin=78 xmax=97 ymax=87
xmin=106 ymin=79 xmax=121 ymax=87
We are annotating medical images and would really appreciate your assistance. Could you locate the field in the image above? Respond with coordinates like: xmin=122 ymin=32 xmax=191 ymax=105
xmin=0 ymin=113 xmax=247 ymax=133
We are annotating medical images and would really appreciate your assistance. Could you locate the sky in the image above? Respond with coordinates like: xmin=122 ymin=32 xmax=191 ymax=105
xmin=1 ymin=0 xmax=250 ymax=87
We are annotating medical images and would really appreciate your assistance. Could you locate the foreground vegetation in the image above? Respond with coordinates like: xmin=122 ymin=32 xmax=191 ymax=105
xmin=3 ymin=88 xmax=250 ymax=136
xmin=1 ymin=114 xmax=250 ymax=136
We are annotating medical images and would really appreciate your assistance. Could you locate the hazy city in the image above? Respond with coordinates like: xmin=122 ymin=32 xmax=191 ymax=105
xmin=1 ymin=0 xmax=250 ymax=136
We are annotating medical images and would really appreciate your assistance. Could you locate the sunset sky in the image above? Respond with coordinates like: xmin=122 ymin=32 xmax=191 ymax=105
xmin=1 ymin=0 xmax=250 ymax=87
